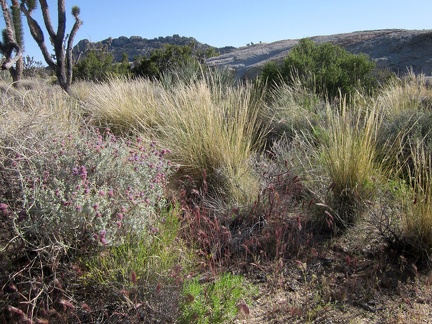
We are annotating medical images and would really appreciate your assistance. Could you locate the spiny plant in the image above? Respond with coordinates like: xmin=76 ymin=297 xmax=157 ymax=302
xmin=0 ymin=0 xmax=24 ymax=84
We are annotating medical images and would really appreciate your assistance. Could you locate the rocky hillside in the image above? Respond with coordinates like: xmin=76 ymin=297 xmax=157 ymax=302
xmin=73 ymin=35 xmax=236 ymax=62
xmin=206 ymin=29 xmax=432 ymax=79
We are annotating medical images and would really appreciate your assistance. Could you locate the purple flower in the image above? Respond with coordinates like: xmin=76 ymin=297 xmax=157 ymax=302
xmin=0 ymin=203 xmax=9 ymax=215
xmin=79 ymin=166 xmax=88 ymax=181
xmin=117 ymin=213 xmax=124 ymax=221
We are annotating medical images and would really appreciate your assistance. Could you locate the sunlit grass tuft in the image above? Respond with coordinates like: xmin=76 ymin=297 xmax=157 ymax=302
xmin=154 ymin=79 xmax=266 ymax=204
xmin=401 ymin=142 xmax=432 ymax=261
xmin=319 ymin=99 xmax=381 ymax=229
xmin=75 ymin=77 xmax=163 ymax=134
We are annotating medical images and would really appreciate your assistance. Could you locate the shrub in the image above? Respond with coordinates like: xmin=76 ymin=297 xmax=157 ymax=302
xmin=261 ymin=38 xmax=379 ymax=99
xmin=9 ymin=128 xmax=174 ymax=260
xmin=74 ymin=50 xmax=131 ymax=82
xmin=131 ymin=44 xmax=217 ymax=80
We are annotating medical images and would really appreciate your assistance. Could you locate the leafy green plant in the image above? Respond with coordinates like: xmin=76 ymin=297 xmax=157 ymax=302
xmin=74 ymin=50 xmax=131 ymax=82
xmin=180 ymin=273 xmax=256 ymax=324
xmin=83 ymin=205 xmax=191 ymax=289
xmin=261 ymin=38 xmax=379 ymax=99
xmin=131 ymin=43 xmax=217 ymax=80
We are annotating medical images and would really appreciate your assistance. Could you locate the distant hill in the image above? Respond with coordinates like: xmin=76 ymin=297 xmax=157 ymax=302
xmin=73 ymin=30 xmax=432 ymax=80
xmin=206 ymin=29 xmax=432 ymax=79
xmin=73 ymin=34 xmax=236 ymax=62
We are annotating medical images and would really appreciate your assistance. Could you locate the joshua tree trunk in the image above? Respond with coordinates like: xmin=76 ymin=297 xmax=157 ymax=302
xmin=20 ymin=0 xmax=81 ymax=93
xmin=0 ymin=0 xmax=24 ymax=85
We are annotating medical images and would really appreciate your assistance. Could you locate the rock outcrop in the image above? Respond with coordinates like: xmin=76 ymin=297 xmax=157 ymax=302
xmin=73 ymin=35 xmax=236 ymax=62
xmin=206 ymin=29 xmax=432 ymax=79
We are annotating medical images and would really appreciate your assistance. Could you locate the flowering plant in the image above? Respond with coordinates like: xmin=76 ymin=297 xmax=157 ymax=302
xmin=12 ymin=128 xmax=174 ymax=252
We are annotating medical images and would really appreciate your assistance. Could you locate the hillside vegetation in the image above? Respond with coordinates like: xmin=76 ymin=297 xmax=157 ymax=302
xmin=1 ymin=42 xmax=432 ymax=323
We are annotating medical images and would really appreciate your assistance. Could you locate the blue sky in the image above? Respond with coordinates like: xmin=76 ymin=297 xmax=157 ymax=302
xmin=1 ymin=0 xmax=432 ymax=62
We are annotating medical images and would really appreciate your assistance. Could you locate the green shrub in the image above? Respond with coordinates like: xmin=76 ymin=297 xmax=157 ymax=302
xmin=131 ymin=44 xmax=217 ymax=80
xmin=261 ymin=38 xmax=379 ymax=99
xmin=74 ymin=50 xmax=130 ymax=82
xmin=83 ymin=205 xmax=191 ymax=288
xmin=180 ymin=273 xmax=256 ymax=324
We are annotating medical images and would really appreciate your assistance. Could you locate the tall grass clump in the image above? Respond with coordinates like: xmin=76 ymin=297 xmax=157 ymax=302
xmin=75 ymin=77 xmax=163 ymax=134
xmin=317 ymin=99 xmax=381 ymax=229
xmin=377 ymin=72 xmax=432 ymax=116
xmin=154 ymin=78 xmax=266 ymax=205
xmin=375 ymin=73 xmax=432 ymax=177
xmin=263 ymin=78 xmax=324 ymax=143
xmin=401 ymin=142 xmax=432 ymax=262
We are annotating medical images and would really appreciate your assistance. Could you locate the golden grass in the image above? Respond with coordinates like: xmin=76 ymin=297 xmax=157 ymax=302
xmin=80 ymin=76 xmax=268 ymax=205
xmin=319 ymin=99 xmax=381 ymax=227
xmin=159 ymin=80 xmax=266 ymax=204
xmin=0 ymin=80 xmax=82 ymax=155
xmin=73 ymin=77 xmax=163 ymax=134
xmin=377 ymin=71 xmax=432 ymax=115
xmin=403 ymin=142 xmax=432 ymax=257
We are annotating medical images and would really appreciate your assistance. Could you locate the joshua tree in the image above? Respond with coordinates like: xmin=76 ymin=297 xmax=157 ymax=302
xmin=20 ymin=0 xmax=81 ymax=93
xmin=0 ymin=0 xmax=24 ymax=85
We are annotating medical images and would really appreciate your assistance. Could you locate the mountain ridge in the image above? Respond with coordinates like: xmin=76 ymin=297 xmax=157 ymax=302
xmin=205 ymin=29 xmax=432 ymax=79
xmin=73 ymin=34 xmax=236 ymax=62
xmin=73 ymin=29 xmax=432 ymax=79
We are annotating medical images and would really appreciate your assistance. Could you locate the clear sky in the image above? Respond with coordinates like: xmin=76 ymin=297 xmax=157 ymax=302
xmin=1 ymin=0 xmax=432 ymax=62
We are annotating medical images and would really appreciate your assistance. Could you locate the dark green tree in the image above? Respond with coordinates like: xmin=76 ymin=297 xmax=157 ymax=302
xmin=131 ymin=43 xmax=215 ymax=80
xmin=73 ymin=50 xmax=131 ymax=81
xmin=20 ymin=0 xmax=82 ymax=93
xmin=0 ymin=0 xmax=23 ymax=85
xmin=261 ymin=38 xmax=378 ymax=99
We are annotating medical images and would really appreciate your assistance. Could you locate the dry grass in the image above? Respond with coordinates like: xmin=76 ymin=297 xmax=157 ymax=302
xmin=402 ymin=142 xmax=432 ymax=260
xmin=310 ymin=98 xmax=381 ymax=229
xmin=377 ymin=71 xmax=432 ymax=115
xmin=80 ymin=76 xmax=268 ymax=205
xmin=74 ymin=77 xmax=163 ymax=133
xmin=2 ymin=72 xmax=432 ymax=322
xmin=154 ymin=79 xmax=266 ymax=204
